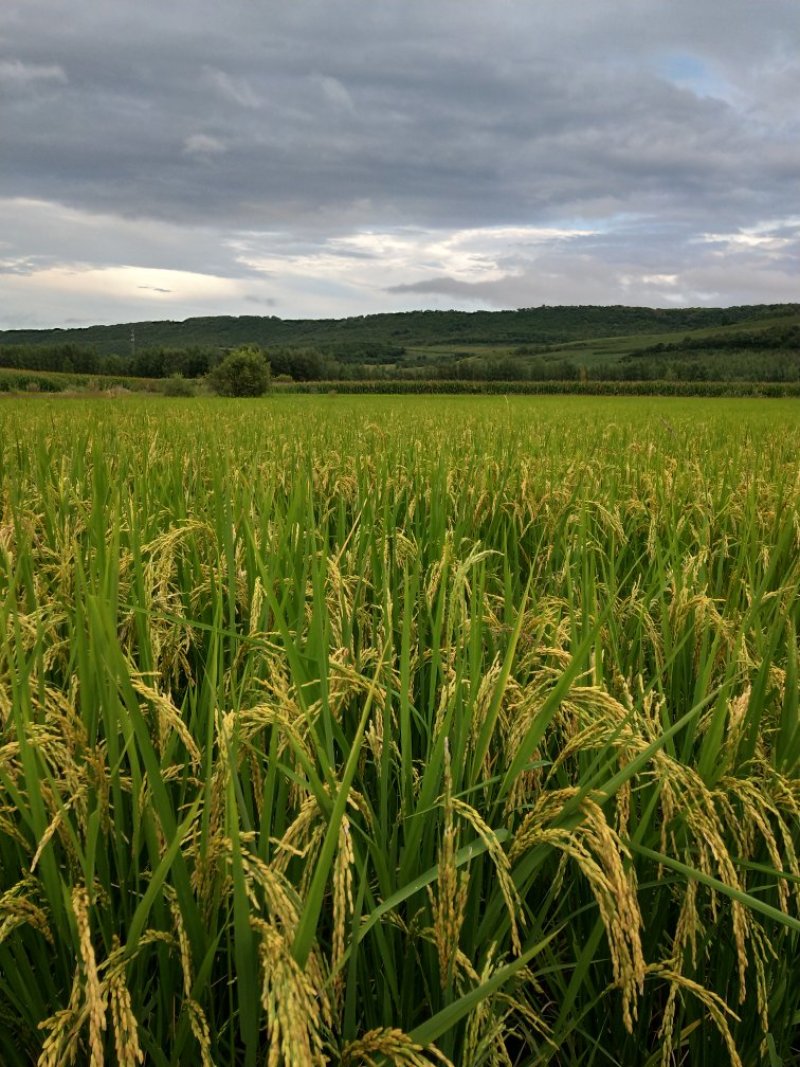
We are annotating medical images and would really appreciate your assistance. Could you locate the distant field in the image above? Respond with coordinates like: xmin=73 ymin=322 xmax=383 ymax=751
xmin=407 ymin=307 xmax=800 ymax=368
xmin=2 ymin=395 xmax=799 ymax=1065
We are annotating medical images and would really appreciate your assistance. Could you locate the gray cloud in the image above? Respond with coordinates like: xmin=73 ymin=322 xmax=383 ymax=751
xmin=0 ymin=0 xmax=798 ymax=325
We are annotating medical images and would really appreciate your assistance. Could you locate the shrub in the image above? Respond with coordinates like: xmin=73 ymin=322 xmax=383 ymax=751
xmin=161 ymin=373 xmax=195 ymax=397
xmin=208 ymin=346 xmax=271 ymax=397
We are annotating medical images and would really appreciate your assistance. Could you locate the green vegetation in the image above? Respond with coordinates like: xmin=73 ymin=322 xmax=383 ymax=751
xmin=276 ymin=378 xmax=800 ymax=397
xmin=161 ymin=374 xmax=197 ymax=398
xmin=1 ymin=394 xmax=799 ymax=1064
xmin=616 ymin=321 xmax=800 ymax=382
xmin=0 ymin=343 xmax=220 ymax=382
xmin=0 ymin=367 xmax=160 ymax=395
xmin=2 ymin=303 xmax=795 ymax=353
xmin=208 ymin=346 xmax=271 ymax=397
xmin=1 ymin=304 xmax=799 ymax=390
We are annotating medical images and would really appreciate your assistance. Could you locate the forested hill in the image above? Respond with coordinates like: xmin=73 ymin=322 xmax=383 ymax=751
xmin=1 ymin=303 xmax=796 ymax=355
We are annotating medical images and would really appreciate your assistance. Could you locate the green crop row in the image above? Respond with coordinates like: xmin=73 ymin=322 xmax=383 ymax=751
xmin=275 ymin=378 xmax=800 ymax=397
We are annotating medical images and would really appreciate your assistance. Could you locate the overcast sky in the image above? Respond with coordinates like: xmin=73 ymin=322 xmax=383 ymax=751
xmin=1 ymin=0 xmax=798 ymax=328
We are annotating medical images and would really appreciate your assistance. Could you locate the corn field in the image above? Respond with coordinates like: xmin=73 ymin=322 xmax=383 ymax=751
xmin=1 ymin=394 xmax=799 ymax=1066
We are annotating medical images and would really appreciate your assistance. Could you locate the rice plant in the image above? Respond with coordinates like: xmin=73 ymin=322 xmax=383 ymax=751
xmin=1 ymin=395 xmax=798 ymax=1065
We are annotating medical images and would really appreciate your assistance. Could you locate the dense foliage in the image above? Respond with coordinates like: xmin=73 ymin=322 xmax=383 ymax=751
xmin=1 ymin=303 xmax=796 ymax=355
xmin=628 ymin=321 xmax=800 ymax=356
xmin=1 ymin=396 xmax=799 ymax=1065
xmin=0 ymin=343 xmax=218 ymax=380
xmin=208 ymin=346 xmax=271 ymax=397
xmin=2 ymin=306 xmax=799 ymax=388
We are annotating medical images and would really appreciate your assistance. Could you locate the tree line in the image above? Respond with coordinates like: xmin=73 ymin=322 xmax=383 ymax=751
xmin=2 ymin=337 xmax=800 ymax=385
xmin=0 ymin=342 xmax=406 ymax=382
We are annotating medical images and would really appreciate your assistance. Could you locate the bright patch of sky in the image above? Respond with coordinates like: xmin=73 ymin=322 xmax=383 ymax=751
xmin=659 ymin=53 xmax=738 ymax=103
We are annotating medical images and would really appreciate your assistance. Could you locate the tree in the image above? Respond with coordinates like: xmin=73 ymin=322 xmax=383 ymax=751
xmin=208 ymin=346 xmax=271 ymax=397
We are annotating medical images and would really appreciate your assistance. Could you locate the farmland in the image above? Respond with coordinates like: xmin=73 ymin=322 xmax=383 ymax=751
xmin=1 ymin=394 xmax=799 ymax=1065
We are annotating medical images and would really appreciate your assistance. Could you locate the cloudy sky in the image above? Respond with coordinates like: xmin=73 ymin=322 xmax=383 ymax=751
xmin=1 ymin=0 xmax=798 ymax=328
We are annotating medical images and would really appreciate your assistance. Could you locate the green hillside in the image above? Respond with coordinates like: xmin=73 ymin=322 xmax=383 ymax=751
xmin=1 ymin=303 xmax=797 ymax=355
xmin=2 ymin=304 xmax=799 ymax=387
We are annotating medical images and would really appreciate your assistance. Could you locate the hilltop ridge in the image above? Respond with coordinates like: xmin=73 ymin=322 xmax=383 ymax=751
xmin=2 ymin=303 xmax=797 ymax=355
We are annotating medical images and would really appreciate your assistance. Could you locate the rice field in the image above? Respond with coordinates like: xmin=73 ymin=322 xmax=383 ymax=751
xmin=1 ymin=394 xmax=799 ymax=1066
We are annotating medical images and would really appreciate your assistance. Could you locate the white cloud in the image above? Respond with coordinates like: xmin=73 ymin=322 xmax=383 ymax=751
xmin=8 ymin=263 xmax=242 ymax=300
xmin=0 ymin=262 xmax=251 ymax=327
xmin=318 ymin=75 xmax=355 ymax=112
xmin=183 ymin=133 xmax=226 ymax=156
xmin=0 ymin=58 xmax=66 ymax=86
xmin=696 ymin=218 xmax=800 ymax=257
xmin=640 ymin=273 xmax=679 ymax=285
xmin=204 ymin=67 xmax=261 ymax=109
xmin=231 ymin=223 xmax=601 ymax=299
xmin=1 ymin=194 xmax=797 ymax=328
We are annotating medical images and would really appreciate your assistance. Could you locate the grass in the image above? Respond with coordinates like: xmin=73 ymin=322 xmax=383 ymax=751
xmin=1 ymin=394 xmax=799 ymax=1065
xmin=0 ymin=367 xmax=159 ymax=394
